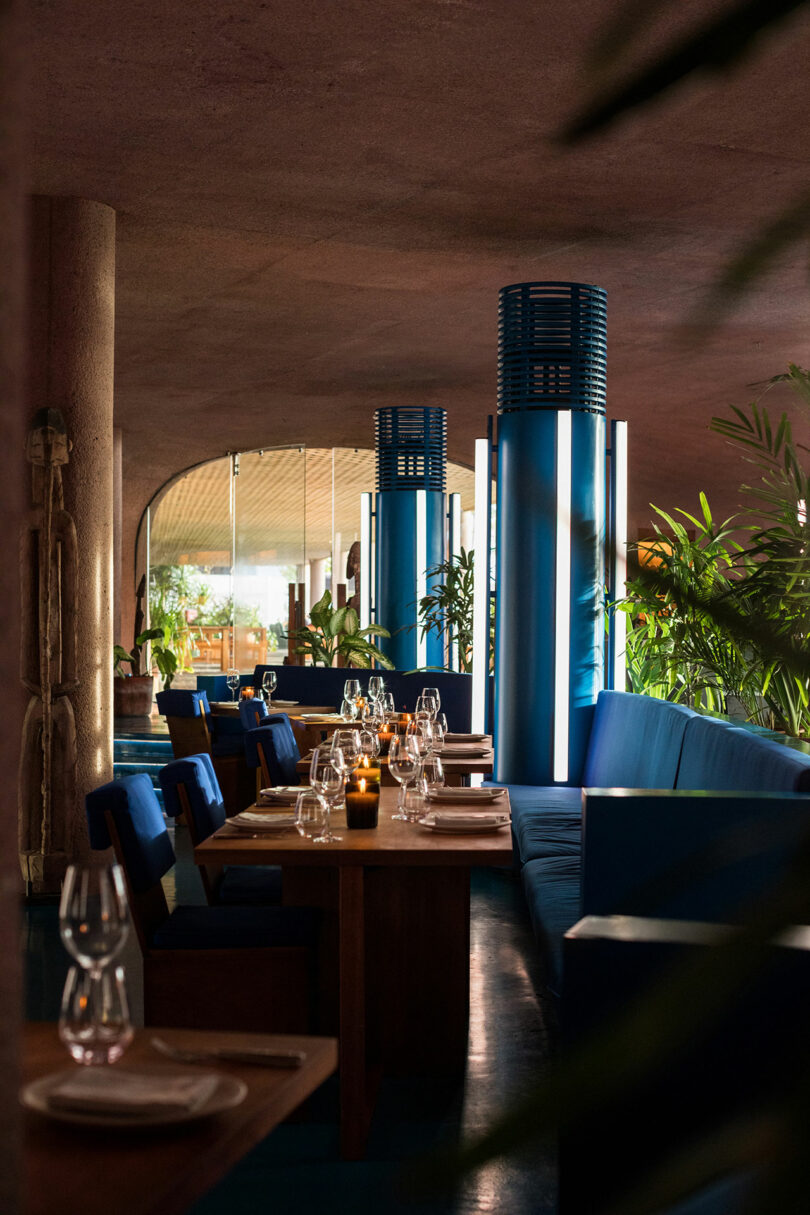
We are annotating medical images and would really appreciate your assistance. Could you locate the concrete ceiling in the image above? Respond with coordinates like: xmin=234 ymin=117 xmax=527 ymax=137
xmin=27 ymin=0 xmax=810 ymax=539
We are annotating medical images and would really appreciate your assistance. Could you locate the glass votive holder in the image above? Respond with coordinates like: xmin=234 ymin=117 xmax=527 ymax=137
xmin=345 ymin=778 xmax=380 ymax=829
xmin=355 ymin=755 xmax=382 ymax=784
xmin=59 ymin=965 xmax=134 ymax=1065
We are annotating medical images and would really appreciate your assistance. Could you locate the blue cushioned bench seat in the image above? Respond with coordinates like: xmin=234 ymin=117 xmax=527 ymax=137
xmin=493 ymin=691 xmax=810 ymax=997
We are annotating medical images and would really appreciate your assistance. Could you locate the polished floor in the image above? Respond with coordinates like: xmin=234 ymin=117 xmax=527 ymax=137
xmin=24 ymin=833 xmax=558 ymax=1214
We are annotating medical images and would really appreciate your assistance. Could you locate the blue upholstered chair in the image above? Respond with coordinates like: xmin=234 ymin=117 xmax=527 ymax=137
xmin=159 ymin=753 xmax=282 ymax=906
xmin=85 ymin=773 xmax=319 ymax=1032
xmin=244 ymin=719 xmax=302 ymax=789
xmin=156 ymin=688 xmax=212 ymax=759
xmin=239 ymin=696 xmax=269 ymax=731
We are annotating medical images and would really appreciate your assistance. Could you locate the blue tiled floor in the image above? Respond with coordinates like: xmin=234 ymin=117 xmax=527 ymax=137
xmin=24 ymin=835 xmax=558 ymax=1214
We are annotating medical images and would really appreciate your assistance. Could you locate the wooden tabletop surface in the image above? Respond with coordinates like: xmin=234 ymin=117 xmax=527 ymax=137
xmin=196 ymin=785 xmax=512 ymax=867
xmin=22 ymin=1024 xmax=337 ymax=1215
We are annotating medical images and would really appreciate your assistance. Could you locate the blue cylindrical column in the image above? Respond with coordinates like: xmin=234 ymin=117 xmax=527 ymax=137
xmin=375 ymin=408 xmax=446 ymax=671
xmin=494 ymin=283 xmax=607 ymax=785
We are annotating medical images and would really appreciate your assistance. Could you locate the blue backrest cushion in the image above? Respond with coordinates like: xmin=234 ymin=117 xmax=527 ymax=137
xmin=208 ymin=713 xmax=245 ymax=757
xmin=85 ymin=774 xmax=175 ymax=893
xmin=676 ymin=716 xmax=810 ymax=792
xmin=582 ymin=691 xmax=696 ymax=789
xmin=159 ymin=753 xmax=226 ymax=839
xmin=239 ymin=697 xmax=269 ymax=730
xmin=244 ymin=721 xmax=300 ymax=785
xmin=155 ymin=689 xmax=210 ymax=718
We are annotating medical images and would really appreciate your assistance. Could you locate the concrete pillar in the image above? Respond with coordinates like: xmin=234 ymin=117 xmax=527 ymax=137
xmin=0 ymin=0 xmax=25 ymax=1206
xmin=25 ymin=196 xmax=116 ymax=880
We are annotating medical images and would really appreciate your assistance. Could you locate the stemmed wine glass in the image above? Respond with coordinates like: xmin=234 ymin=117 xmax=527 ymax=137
xmin=331 ymin=728 xmax=361 ymax=803
xmin=262 ymin=669 xmax=277 ymax=704
xmin=389 ymin=734 xmax=420 ymax=821
xmin=422 ymin=687 xmax=441 ymax=713
xmin=416 ymin=692 xmax=439 ymax=720
xmin=309 ymin=745 xmax=344 ymax=843
xmin=368 ymin=675 xmax=385 ymax=710
xmin=58 ymin=863 xmax=133 ymax=1064
xmin=226 ymin=668 xmax=240 ymax=702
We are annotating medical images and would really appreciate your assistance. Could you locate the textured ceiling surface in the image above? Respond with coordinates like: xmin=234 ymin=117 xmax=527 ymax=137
xmin=27 ymin=0 xmax=810 ymax=537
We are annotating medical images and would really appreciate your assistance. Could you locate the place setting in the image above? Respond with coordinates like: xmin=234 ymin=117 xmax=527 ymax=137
xmin=21 ymin=863 xmax=250 ymax=1129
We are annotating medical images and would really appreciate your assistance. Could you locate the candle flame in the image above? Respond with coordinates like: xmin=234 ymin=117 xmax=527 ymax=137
xmin=359 ymin=778 xmax=366 ymax=793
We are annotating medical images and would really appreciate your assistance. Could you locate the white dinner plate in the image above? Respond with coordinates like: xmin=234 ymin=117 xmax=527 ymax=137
xmin=20 ymin=1069 xmax=247 ymax=1129
xmin=417 ymin=813 xmax=511 ymax=834
xmin=258 ymin=786 xmax=307 ymax=805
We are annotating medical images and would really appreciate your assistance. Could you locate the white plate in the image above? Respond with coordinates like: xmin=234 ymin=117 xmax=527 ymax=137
xmin=20 ymin=1069 xmax=247 ymax=1129
xmin=258 ymin=786 xmax=307 ymax=805
xmin=269 ymin=700 xmax=299 ymax=707
xmin=418 ymin=814 xmax=511 ymax=834
xmin=427 ymin=788 xmax=506 ymax=803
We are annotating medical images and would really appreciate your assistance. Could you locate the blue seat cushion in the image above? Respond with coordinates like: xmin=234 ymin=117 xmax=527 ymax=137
xmin=583 ymin=691 xmax=696 ymax=789
xmin=515 ymin=814 xmax=581 ymax=863
xmin=217 ymin=865 xmax=283 ymax=906
xmin=239 ymin=697 xmax=269 ymax=730
xmin=85 ymin=774 xmax=175 ymax=893
xmin=159 ymin=753 xmax=225 ymax=838
xmin=244 ymin=721 xmax=300 ymax=785
xmin=209 ymin=714 xmax=246 ymax=757
xmin=150 ymin=905 xmax=321 ymax=950
xmin=522 ymin=855 xmax=582 ymax=996
xmin=676 ymin=715 xmax=810 ymax=792
xmin=156 ymin=689 xmax=210 ymax=717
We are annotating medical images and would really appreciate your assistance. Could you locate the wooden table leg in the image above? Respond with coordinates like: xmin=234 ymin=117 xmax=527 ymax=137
xmin=338 ymin=865 xmax=374 ymax=1159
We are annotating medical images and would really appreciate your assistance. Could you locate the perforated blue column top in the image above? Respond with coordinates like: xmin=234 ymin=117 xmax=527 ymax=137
xmin=498 ymin=282 xmax=607 ymax=415
xmin=375 ymin=407 xmax=446 ymax=491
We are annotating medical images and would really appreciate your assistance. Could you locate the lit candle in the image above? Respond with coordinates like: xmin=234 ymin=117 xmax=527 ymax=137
xmin=357 ymin=754 xmax=382 ymax=783
xmin=345 ymin=775 xmax=380 ymax=829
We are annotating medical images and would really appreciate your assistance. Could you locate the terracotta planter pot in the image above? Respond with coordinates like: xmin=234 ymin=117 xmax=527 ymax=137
xmin=114 ymin=675 xmax=154 ymax=718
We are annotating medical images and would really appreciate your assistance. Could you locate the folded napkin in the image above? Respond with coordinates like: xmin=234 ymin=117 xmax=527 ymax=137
xmin=258 ymin=786 xmax=305 ymax=805
xmin=439 ymin=745 xmax=491 ymax=757
xmin=444 ymin=732 xmax=489 ymax=744
xmin=427 ymin=787 xmax=506 ymax=803
xmin=270 ymin=699 xmax=299 ymax=708
xmin=427 ymin=813 xmax=509 ymax=830
xmin=299 ymin=713 xmax=345 ymax=722
xmin=227 ymin=811 xmax=297 ymax=831
xmin=46 ymin=1068 xmax=220 ymax=1116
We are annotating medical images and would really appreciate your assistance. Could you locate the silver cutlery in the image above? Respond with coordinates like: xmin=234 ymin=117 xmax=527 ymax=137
xmin=151 ymin=1035 xmax=306 ymax=1069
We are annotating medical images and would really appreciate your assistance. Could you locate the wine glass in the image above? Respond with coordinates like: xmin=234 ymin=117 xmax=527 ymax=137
xmin=261 ymin=669 xmax=277 ymax=704
xmin=59 ymin=965 xmax=133 ymax=1065
xmin=309 ymin=745 xmax=344 ymax=843
xmin=226 ymin=668 xmax=240 ymax=702
xmin=295 ymin=789 xmax=325 ymax=840
xmin=431 ymin=714 xmax=447 ymax=750
xmin=368 ymin=675 xmax=385 ymax=709
xmin=416 ymin=693 xmax=439 ymax=720
xmin=422 ymin=687 xmax=441 ymax=714
xmin=422 ymin=753 xmax=445 ymax=794
xmin=359 ymin=728 xmax=381 ymax=762
xmin=331 ymin=729 xmax=361 ymax=803
xmin=389 ymin=734 xmax=420 ymax=821
xmin=380 ymin=692 xmax=396 ymax=720
xmin=343 ymin=678 xmax=361 ymax=706
xmin=59 ymin=864 xmax=130 ymax=978
xmin=340 ymin=697 xmax=358 ymax=720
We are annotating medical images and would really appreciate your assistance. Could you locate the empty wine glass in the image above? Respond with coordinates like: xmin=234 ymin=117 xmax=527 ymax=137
xmin=59 ymin=863 xmax=130 ymax=978
xmin=389 ymin=734 xmax=420 ymax=821
xmin=368 ymin=674 xmax=385 ymax=708
xmin=380 ymin=692 xmax=396 ymax=720
xmin=295 ymin=789 xmax=325 ymax=840
xmin=226 ymin=668 xmax=240 ymax=702
xmin=309 ymin=745 xmax=344 ymax=843
xmin=262 ymin=669 xmax=277 ymax=704
xmin=422 ymin=687 xmax=441 ymax=713
xmin=343 ymin=678 xmax=361 ymax=705
xmin=340 ymin=697 xmax=358 ymax=720
xmin=434 ymin=711 xmax=449 ymax=741
xmin=359 ymin=728 xmax=381 ymax=761
xmin=59 ymin=965 xmax=133 ymax=1065
xmin=416 ymin=692 xmax=439 ymax=720
xmin=422 ymin=753 xmax=445 ymax=793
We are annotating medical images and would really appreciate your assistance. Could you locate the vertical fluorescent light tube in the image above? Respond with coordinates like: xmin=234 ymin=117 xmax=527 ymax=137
xmin=360 ymin=492 xmax=372 ymax=632
xmin=416 ymin=490 xmax=427 ymax=668
xmin=612 ymin=421 xmax=628 ymax=691
xmin=471 ymin=439 xmax=489 ymax=734
xmin=554 ymin=413 xmax=572 ymax=783
xmin=449 ymin=493 xmax=461 ymax=671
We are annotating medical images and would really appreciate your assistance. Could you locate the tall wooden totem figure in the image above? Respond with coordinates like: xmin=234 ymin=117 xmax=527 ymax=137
xmin=19 ymin=408 xmax=79 ymax=894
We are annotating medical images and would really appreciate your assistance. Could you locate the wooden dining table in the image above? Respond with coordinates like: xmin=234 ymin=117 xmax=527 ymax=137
xmin=195 ymin=785 xmax=512 ymax=1158
xmin=22 ymin=1023 xmax=337 ymax=1215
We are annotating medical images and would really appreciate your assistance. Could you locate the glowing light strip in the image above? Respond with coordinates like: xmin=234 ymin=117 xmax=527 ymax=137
xmin=471 ymin=439 xmax=489 ymax=733
xmin=449 ymin=493 xmax=461 ymax=671
xmin=416 ymin=490 xmax=427 ymax=668
xmin=554 ymin=413 xmax=572 ymax=783
xmin=360 ymin=492 xmax=372 ymax=632
xmin=612 ymin=421 xmax=628 ymax=692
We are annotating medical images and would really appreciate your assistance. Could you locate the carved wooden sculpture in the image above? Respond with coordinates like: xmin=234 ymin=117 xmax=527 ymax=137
xmin=19 ymin=408 xmax=79 ymax=892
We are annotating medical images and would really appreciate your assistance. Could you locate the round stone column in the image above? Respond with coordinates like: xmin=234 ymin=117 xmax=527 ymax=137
xmin=25 ymin=196 xmax=115 ymax=886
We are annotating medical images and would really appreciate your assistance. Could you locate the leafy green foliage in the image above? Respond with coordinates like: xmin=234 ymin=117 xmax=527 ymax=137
xmin=417 ymin=548 xmax=494 ymax=673
xmin=285 ymin=590 xmax=394 ymax=669
xmin=113 ymin=626 xmax=179 ymax=691
xmin=618 ymin=367 xmax=810 ymax=737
